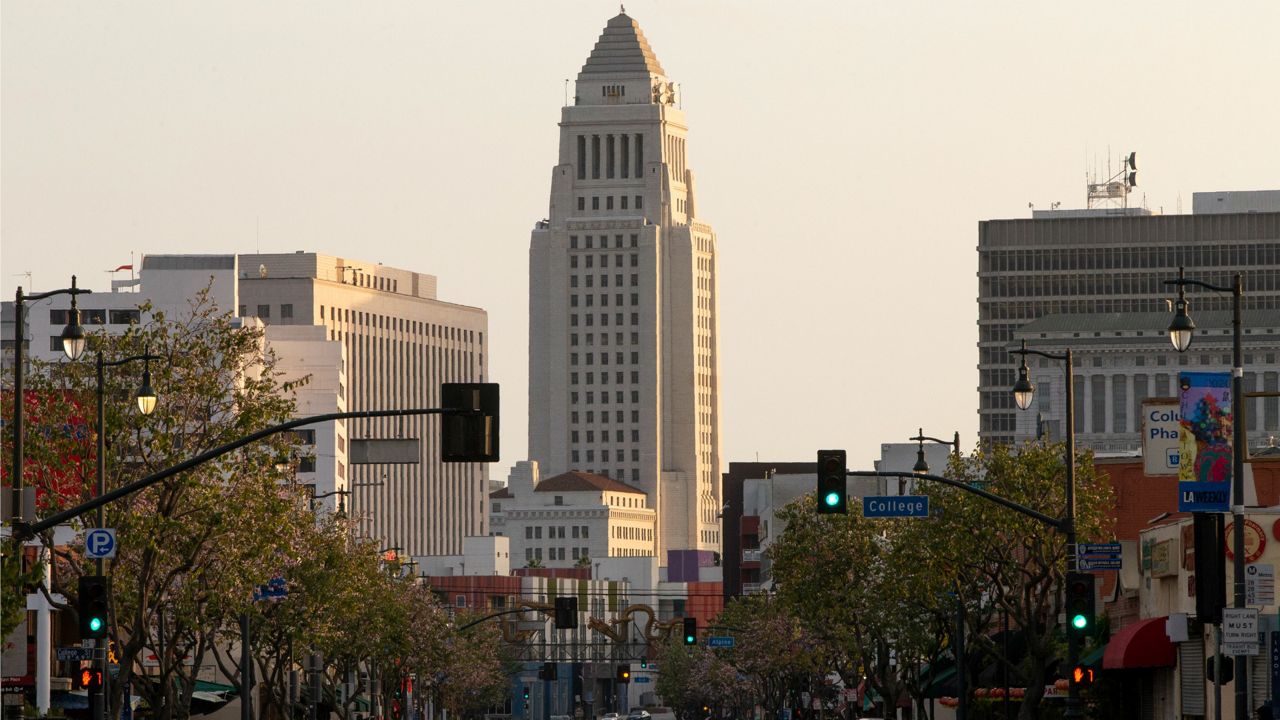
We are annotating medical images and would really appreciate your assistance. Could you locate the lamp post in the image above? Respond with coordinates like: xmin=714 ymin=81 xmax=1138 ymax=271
xmin=1165 ymin=266 xmax=1247 ymax=720
xmin=94 ymin=348 xmax=162 ymax=720
xmin=1009 ymin=338 xmax=1080 ymax=719
xmin=9 ymin=276 xmax=91 ymax=526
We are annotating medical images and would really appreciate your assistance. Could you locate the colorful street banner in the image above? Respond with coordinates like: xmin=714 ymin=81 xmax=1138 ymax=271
xmin=1177 ymin=372 xmax=1233 ymax=512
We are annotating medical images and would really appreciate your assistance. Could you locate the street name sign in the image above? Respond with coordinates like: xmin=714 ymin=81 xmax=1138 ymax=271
xmin=56 ymin=647 xmax=93 ymax=662
xmin=862 ymin=496 xmax=929 ymax=518
xmin=633 ymin=677 xmax=651 ymax=684
xmin=707 ymin=636 xmax=735 ymax=648
xmin=85 ymin=529 xmax=117 ymax=559
xmin=1077 ymin=543 xmax=1122 ymax=571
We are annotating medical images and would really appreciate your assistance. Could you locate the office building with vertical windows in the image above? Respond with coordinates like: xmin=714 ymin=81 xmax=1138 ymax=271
xmin=528 ymin=12 xmax=722 ymax=557
xmin=978 ymin=192 xmax=1280 ymax=447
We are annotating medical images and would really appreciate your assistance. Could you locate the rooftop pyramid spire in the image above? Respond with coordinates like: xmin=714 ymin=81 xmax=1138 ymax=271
xmin=578 ymin=13 xmax=666 ymax=78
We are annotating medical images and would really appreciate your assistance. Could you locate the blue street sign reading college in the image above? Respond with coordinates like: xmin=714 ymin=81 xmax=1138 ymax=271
xmin=862 ymin=496 xmax=929 ymax=518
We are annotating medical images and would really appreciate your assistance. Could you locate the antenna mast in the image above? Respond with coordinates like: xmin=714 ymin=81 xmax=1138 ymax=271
xmin=1086 ymin=150 xmax=1138 ymax=209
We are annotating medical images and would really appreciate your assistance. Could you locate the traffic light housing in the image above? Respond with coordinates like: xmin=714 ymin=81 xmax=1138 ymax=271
xmin=441 ymin=383 xmax=499 ymax=463
xmin=639 ymin=658 xmax=648 ymax=669
xmin=1207 ymin=655 xmax=1234 ymax=684
xmin=539 ymin=662 xmax=557 ymax=681
xmin=78 ymin=575 xmax=110 ymax=640
xmin=1071 ymin=665 xmax=1095 ymax=687
xmin=554 ymin=596 xmax=578 ymax=629
xmin=816 ymin=450 xmax=847 ymax=514
xmin=522 ymin=686 xmax=530 ymax=700
xmin=682 ymin=617 xmax=697 ymax=645
xmin=616 ymin=665 xmax=631 ymax=683
xmin=1064 ymin=572 xmax=1096 ymax=638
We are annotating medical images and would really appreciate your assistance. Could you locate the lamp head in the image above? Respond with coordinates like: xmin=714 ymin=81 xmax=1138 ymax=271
xmin=135 ymin=366 xmax=157 ymax=415
xmin=913 ymin=444 xmax=929 ymax=474
xmin=1168 ymin=297 xmax=1195 ymax=352
xmin=1012 ymin=363 xmax=1036 ymax=411
xmin=60 ymin=307 xmax=87 ymax=360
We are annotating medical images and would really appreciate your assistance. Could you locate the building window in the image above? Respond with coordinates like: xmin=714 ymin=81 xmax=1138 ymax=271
xmin=607 ymin=196 xmax=614 ymax=210
xmin=257 ymin=305 xmax=270 ymax=319
xmin=535 ymin=527 xmax=543 ymax=539
xmin=621 ymin=196 xmax=629 ymax=209
xmin=592 ymin=197 xmax=600 ymax=210
xmin=635 ymin=195 xmax=643 ymax=209
xmin=109 ymin=309 xmax=141 ymax=325
xmin=492 ymin=502 xmax=501 ymax=513
xmin=555 ymin=495 xmax=564 ymax=506
xmin=281 ymin=304 xmax=293 ymax=320
xmin=526 ymin=527 xmax=533 ymax=539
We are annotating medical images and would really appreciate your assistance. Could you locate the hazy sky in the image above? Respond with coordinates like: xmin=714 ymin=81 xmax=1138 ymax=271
xmin=4 ymin=1 xmax=1279 ymax=472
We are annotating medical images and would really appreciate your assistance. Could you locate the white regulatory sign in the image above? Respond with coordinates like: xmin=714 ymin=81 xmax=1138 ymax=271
xmin=1223 ymin=607 xmax=1259 ymax=645
xmin=85 ymin=529 xmax=117 ymax=559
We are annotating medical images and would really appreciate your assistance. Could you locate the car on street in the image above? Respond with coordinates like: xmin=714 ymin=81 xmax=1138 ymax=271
xmin=602 ymin=713 xmax=620 ymax=720
xmin=626 ymin=711 xmax=650 ymax=720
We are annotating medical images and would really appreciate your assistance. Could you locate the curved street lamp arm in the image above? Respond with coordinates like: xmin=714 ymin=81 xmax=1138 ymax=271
xmin=101 ymin=352 xmax=165 ymax=368
xmin=1011 ymin=346 xmax=1068 ymax=363
xmin=15 ymin=406 xmax=470 ymax=539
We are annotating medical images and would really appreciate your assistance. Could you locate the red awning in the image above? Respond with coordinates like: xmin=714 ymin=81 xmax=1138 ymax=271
xmin=1103 ymin=616 xmax=1176 ymax=669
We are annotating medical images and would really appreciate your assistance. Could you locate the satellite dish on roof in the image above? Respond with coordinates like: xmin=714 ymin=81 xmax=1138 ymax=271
xmin=259 ymin=264 xmax=268 ymax=278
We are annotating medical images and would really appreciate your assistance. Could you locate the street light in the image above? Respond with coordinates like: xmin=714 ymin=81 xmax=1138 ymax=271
xmin=10 ymin=275 xmax=92 ymax=526
xmin=1009 ymin=338 xmax=1080 ymax=719
xmin=94 ymin=346 xmax=162 ymax=720
xmin=1165 ymin=265 xmax=1247 ymax=720
xmin=910 ymin=428 xmax=961 ymax=475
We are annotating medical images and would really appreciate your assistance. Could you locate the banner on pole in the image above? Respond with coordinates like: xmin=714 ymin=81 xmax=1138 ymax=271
xmin=1177 ymin=372 xmax=1232 ymax=512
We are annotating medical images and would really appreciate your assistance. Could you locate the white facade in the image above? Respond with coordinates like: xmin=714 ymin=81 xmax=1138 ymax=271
xmin=237 ymin=252 xmax=489 ymax=556
xmin=528 ymin=12 xmax=722 ymax=559
xmin=490 ymin=461 xmax=656 ymax=567
xmin=6 ymin=251 xmax=489 ymax=556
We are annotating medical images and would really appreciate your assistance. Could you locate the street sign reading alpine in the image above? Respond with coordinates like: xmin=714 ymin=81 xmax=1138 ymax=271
xmin=862 ymin=496 xmax=929 ymax=518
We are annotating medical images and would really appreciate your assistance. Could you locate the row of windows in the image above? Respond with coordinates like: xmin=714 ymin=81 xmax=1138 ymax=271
xmin=571 ymin=274 xmax=639 ymax=289
xmin=570 ymin=371 xmax=641 ymax=385
xmin=571 ymin=351 xmax=641 ymax=365
xmin=570 ymin=255 xmax=640 ymax=270
xmin=573 ymin=428 xmax=641 ymax=443
xmin=571 ymin=391 xmax=641 ymax=404
xmin=573 ymin=410 xmax=641 ymax=424
xmin=50 ymin=308 xmax=141 ymax=326
xmin=572 ymin=332 xmax=639 ymax=348
xmin=576 ymin=133 xmax=644 ymax=180
xmin=577 ymin=195 xmax=644 ymax=212
xmin=240 ymin=304 xmax=294 ymax=321
xmin=322 ymin=305 xmax=482 ymax=343
xmin=570 ymin=445 xmax=640 ymax=465
xmin=983 ymin=270 xmax=1280 ymax=299
xmin=571 ymin=234 xmax=639 ymax=250
xmin=980 ymin=244 xmax=1280 ymax=273
xmin=525 ymin=525 xmax=590 ymax=540
xmin=569 ymin=294 xmax=640 ymax=308
xmin=571 ymin=464 xmax=639 ymax=483
xmin=570 ymin=314 xmax=640 ymax=328
xmin=612 ymin=526 xmax=652 ymax=541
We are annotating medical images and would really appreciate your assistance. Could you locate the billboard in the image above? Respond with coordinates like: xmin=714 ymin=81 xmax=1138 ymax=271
xmin=1142 ymin=399 xmax=1181 ymax=476
xmin=1177 ymin=372 xmax=1233 ymax=512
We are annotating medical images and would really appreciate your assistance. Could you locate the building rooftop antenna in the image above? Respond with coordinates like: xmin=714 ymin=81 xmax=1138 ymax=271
xmin=1086 ymin=150 xmax=1138 ymax=209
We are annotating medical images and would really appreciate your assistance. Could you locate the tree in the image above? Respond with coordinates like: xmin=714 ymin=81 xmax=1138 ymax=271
xmin=18 ymin=289 xmax=305 ymax=720
xmin=919 ymin=442 xmax=1114 ymax=720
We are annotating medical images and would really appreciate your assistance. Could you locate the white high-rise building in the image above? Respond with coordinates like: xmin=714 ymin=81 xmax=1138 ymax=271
xmin=6 ymin=252 xmax=489 ymax=556
xmin=528 ymin=12 xmax=722 ymax=557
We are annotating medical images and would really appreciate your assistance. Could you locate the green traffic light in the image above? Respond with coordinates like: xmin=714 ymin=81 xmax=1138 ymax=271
xmin=1071 ymin=614 xmax=1087 ymax=630
xmin=824 ymin=492 xmax=840 ymax=507
xmin=89 ymin=617 xmax=103 ymax=632
xmin=686 ymin=635 xmax=694 ymax=643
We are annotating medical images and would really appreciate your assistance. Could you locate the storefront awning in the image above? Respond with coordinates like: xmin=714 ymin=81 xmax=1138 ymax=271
xmin=1103 ymin=616 xmax=1176 ymax=669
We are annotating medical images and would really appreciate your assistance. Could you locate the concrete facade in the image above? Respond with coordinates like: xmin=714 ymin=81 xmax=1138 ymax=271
xmin=977 ymin=208 xmax=1280 ymax=446
xmin=528 ymin=12 xmax=723 ymax=559
xmin=489 ymin=461 xmax=657 ymax=567
xmin=6 ymin=251 xmax=489 ymax=556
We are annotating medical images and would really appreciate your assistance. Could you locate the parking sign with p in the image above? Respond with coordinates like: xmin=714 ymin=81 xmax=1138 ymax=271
xmin=86 ymin=529 xmax=117 ymax=559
